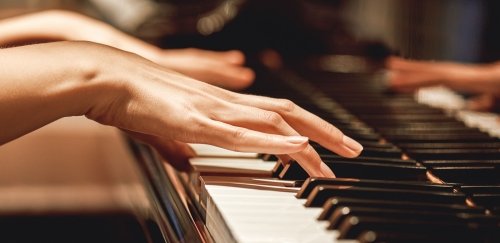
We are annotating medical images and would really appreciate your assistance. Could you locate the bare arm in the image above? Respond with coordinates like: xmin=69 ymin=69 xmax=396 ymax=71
xmin=0 ymin=41 xmax=363 ymax=177
xmin=0 ymin=10 xmax=254 ymax=90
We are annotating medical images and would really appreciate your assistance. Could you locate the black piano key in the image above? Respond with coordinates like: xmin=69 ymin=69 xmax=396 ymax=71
xmin=430 ymin=166 xmax=500 ymax=184
xmin=318 ymin=197 xmax=483 ymax=221
xmin=397 ymin=142 xmax=500 ymax=149
xmin=421 ymin=160 xmax=500 ymax=167
xmin=279 ymin=160 xmax=427 ymax=181
xmin=337 ymin=216 xmax=474 ymax=240
xmin=387 ymin=134 xmax=497 ymax=143
xmin=361 ymin=147 xmax=403 ymax=158
xmin=315 ymin=146 xmax=403 ymax=158
xmin=319 ymin=155 xmax=417 ymax=165
xmin=359 ymin=114 xmax=457 ymax=123
xmin=373 ymin=122 xmax=472 ymax=130
xmin=271 ymin=162 xmax=284 ymax=177
xmin=355 ymin=141 xmax=399 ymax=149
xmin=460 ymin=185 xmax=500 ymax=195
xmin=278 ymin=162 xmax=308 ymax=180
xmin=305 ymin=185 xmax=466 ymax=207
xmin=327 ymin=206 xmax=495 ymax=231
xmin=378 ymin=127 xmax=482 ymax=135
xmin=324 ymin=161 xmax=428 ymax=181
xmin=296 ymin=177 xmax=454 ymax=199
xmin=470 ymin=194 xmax=500 ymax=208
xmin=406 ymin=148 xmax=500 ymax=160
xmin=356 ymin=230 xmax=471 ymax=243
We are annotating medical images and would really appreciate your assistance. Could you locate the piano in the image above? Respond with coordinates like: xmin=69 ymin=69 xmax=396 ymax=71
xmin=1 ymin=0 xmax=499 ymax=242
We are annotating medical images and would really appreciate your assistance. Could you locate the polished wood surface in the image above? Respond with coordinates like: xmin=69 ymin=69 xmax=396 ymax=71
xmin=0 ymin=116 xmax=148 ymax=215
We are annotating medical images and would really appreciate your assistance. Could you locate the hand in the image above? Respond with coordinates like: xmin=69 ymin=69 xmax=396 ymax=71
xmin=152 ymin=48 xmax=255 ymax=90
xmin=0 ymin=41 xmax=362 ymax=177
xmin=77 ymin=42 xmax=362 ymax=177
xmin=386 ymin=56 xmax=500 ymax=96
xmin=0 ymin=10 xmax=254 ymax=90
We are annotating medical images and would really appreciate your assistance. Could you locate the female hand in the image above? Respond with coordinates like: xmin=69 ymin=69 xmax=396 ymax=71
xmin=0 ymin=41 xmax=363 ymax=177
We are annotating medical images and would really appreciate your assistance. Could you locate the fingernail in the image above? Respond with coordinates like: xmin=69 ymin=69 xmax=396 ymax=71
xmin=342 ymin=135 xmax=363 ymax=153
xmin=287 ymin=136 xmax=309 ymax=144
xmin=320 ymin=163 xmax=336 ymax=178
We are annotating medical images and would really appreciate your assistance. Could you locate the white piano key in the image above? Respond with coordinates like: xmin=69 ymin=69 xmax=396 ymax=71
xmin=416 ymin=86 xmax=500 ymax=138
xmin=457 ymin=110 xmax=500 ymax=138
xmin=416 ymin=85 xmax=466 ymax=110
xmin=189 ymin=144 xmax=259 ymax=158
xmin=204 ymin=184 xmax=354 ymax=243
xmin=189 ymin=158 xmax=276 ymax=176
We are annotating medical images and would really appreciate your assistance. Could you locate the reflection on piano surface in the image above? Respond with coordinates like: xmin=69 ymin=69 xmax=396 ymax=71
xmin=1 ymin=0 xmax=500 ymax=242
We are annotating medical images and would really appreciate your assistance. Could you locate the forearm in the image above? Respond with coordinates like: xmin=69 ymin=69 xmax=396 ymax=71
xmin=0 ymin=10 xmax=81 ymax=45
xmin=0 ymin=10 xmax=161 ymax=60
xmin=0 ymin=41 xmax=114 ymax=144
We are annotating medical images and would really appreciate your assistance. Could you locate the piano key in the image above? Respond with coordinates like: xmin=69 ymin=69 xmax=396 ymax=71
xmin=356 ymin=229 xmax=470 ymax=243
xmin=430 ymin=166 xmax=500 ymax=184
xmin=318 ymin=197 xmax=483 ymax=221
xmin=305 ymin=185 xmax=466 ymax=207
xmin=278 ymin=160 xmax=427 ymax=181
xmin=372 ymin=122 xmax=476 ymax=130
xmin=422 ymin=160 xmax=500 ymax=167
xmin=385 ymin=134 xmax=497 ymax=143
xmin=325 ymin=161 xmax=427 ymax=181
xmin=406 ymin=148 xmax=500 ymax=160
xmin=470 ymin=194 xmax=500 ymax=208
xmin=202 ymin=184 xmax=340 ymax=243
xmin=398 ymin=142 xmax=500 ymax=149
xmin=358 ymin=114 xmax=457 ymax=123
xmin=189 ymin=144 xmax=259 ymax=158
xmin=296 ymin=177 xmax=455 ymax=199
xmin=327 ymin=206 xmax=492 ymax=230
xmin=337 ymin=216 xmax=489 ymax=241
xmin=378 ymin=126 xmax=482 ymax=134
xmin=460 ymin=185 xmax=500 ymax=195
xmin=313 ymin=144 xmax=402 ymax=158
xmin=189 ymin=158 xmax=276 ymax=177
xmin=319 ymin=155 xmax=417 ymax=164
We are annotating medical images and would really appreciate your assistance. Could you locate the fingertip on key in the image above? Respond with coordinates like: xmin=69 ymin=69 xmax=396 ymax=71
xmin=320 ymin=162 xmax=336 ymax=178
xmin=342 ymin=135 xmax=363 ymax=157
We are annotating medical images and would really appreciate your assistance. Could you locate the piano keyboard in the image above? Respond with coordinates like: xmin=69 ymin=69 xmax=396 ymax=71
xmin=175 ymin=66 xmax=500 ymax=242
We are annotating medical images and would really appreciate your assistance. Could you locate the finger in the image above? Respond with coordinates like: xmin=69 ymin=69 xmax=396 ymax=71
xmin=201 ymin=64 xmax=255 ymax=90
xmin=125 ymin=130 xmax=195 ymax=172
xmin=183 ymin=48 xmax=246 ymax=65
xmin=188 ymin=118 xmax=309 ymax=155
xmin=230 ymin=95 xmax=363 ymax=158
xmin=387 ymin=56 xmax=443 ymax=72
xmin=387 ymin=71 xmax=445 ymax=91
xmin=211 ymin=104 xmax=334 ymax=177
xmin=221 ymin=50 xmax=246 ymax=65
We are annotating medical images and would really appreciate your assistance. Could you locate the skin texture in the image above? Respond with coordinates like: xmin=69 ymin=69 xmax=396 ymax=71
xmin=0 ymin=41 xmax=363 ymax=177
xmin=0 ymin=10 xmax=254 ymax=90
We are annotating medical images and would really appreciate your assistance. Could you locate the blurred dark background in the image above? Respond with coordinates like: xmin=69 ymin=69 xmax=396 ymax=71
xmin=1 ymin=0 xmax=499 ymax=62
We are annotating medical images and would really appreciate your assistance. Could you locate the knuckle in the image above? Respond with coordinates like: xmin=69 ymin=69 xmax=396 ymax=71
xmin=263 ymin=111 xmax=284 ymax=127
xmin=276 ymin=99 xmax=296 ymax=113
xmin=320 ymin=121 xmax=343 ymax=142
xmin=302 ymin=145 xmax=316 ymax=157
xmin=185 ymin=116 xmax=209 ymax=143
xmin=230 ymin=128 xmax=247 ymax=151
